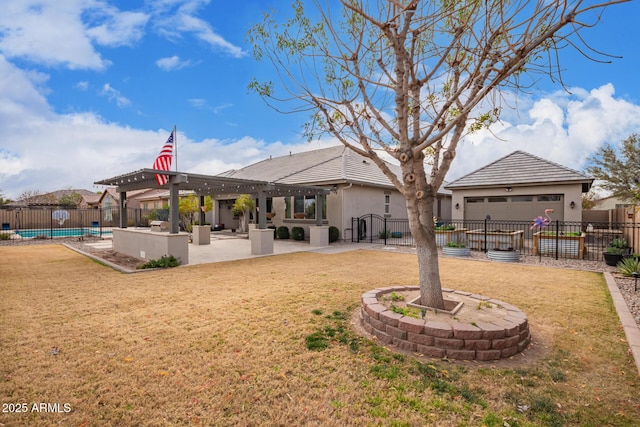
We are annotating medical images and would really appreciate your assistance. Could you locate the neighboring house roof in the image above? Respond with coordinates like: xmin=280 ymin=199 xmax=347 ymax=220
xmin=7 ymin=188 xmax=96 ymax=207
xmin=220 ymin=145 xmax=451 ymax=195
xmin=97 ymin=187 xmax=156 ymax=204
xmin=445 ymin=150 xmax=593 ymax=190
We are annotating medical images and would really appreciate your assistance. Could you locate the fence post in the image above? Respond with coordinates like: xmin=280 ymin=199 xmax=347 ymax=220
xmin=483 ymin=217 xmax=488 ymax=252
xmin=49 ymin=207 xmax=53 ymax=240
xmin=555 ymin=220 xmax=559 ymax=260
xmin=384 ymin=217 xmax=387 ymax=246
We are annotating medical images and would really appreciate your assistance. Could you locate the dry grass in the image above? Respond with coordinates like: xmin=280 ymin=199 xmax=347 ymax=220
xmin=1 ymin=244 xmax=639 ymax=426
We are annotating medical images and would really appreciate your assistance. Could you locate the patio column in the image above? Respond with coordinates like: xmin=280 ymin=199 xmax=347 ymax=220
xmin=315 ymin=194 xmax=324 ymax=226
xmin=169 ymin=182 xmax=179 ymax=234
xmin=199 ymin=195 xmax=206 ymax=225
xmin=257 ymin=191 xmax=267 ymax=229
xmin=119 ymin=191 xmax=127 ymax=228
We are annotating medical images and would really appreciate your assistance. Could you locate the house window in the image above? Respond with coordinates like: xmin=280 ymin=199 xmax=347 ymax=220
xmin=285 ymin=196 xmax=326 ymax=220
xmin=512 ymin=196 xmax=533 ymax=202
xmin=488 ymin=197 xmax=508 ymax=203
xmin=537 ymin=195 xmax=562 ymax=202
xmin=466 ymin=197 xmax=485 ymax=203
xmin=384 ymin=194 xmax=390 ymax=215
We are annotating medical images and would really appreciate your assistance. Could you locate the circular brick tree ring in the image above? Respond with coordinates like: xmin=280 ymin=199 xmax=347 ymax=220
xmin=360 ymin=286 xmax=530 ymax=361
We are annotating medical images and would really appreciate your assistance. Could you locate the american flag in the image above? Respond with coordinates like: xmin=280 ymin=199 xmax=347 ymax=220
xmin=153 ymin=131 xmax=174 ymax=186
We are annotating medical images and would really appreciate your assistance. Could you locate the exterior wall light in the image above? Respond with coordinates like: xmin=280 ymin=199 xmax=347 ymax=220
xmin=570 ymin=201 xmax=576 ymax=209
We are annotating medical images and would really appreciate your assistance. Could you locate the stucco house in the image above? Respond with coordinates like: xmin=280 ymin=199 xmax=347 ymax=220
xmin=218 ymin=145 xmax=451 ymax=240
xmin=445 ymin=150 xmax=593 ymax=222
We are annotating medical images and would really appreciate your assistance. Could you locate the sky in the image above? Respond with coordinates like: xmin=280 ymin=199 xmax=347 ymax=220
xmin=1 ymin=0 xmax=639 ymax=200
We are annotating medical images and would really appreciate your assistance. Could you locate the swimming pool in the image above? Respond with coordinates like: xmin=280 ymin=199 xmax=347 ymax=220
xmin=13 ymin=228 xmax=113 ymax=238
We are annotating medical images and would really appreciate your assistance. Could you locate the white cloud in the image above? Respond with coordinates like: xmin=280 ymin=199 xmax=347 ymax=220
xmin=153 ymin=0 xmax=246 ymax=58
xmin=86 ymin=9 xmax=149 ymax=47
xmin=452 ymin=84 xmax=640 ymax=180
xmin=99 ymin=83 xmax=131 ymax=108
xmin=156 ymin=55 xmax=191 ymax=71
xmin=0 ymin=0 xmax=108 ymax=69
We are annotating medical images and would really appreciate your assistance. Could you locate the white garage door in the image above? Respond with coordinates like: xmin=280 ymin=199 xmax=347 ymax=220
xmin=464 ymin=194 xmax=564 ymax=222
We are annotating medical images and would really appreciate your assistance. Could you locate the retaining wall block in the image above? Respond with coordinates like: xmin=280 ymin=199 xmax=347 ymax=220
xmin=434 ymin=337 xmax=465 ymax=350
xmin=452 ymin=323 xmax=483 ymax=340
xmin=393 ymin=337 xmax=417 ymax=352
xmin=476 ymin=349 xmax=502 ymax=361
xmin=386 ymin=325 xmax=408 ymax=340
xmin=407 ymin=332 xmax=434 ymax=346
xmin=463 ymin=339 xmax=492 ymax=350
xmin=475 ymin=321 xmax=506 ymax=340
xmin=446 ymin=349 xmax=476 ymax=360
xmin=501 ymin=346 xmax=518 ymax=358
xmin=398 ymin=316 xmax=425 ymax=334
xmin=365 ymin=303 xmax=387 ymax=320
xmin=379 ymin=310 xmax=403 ymax=327
xmin=417 ymin=345 xmax=446 ymax=358
xmin=374 ymin=329 xmax=393 ymax=344
xmin=424 ymin=321 xmax=453 ymax=338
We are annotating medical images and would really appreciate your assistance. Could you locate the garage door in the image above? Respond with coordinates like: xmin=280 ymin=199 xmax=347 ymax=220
xmin=464 ymin=194 xmax=564 ymax=222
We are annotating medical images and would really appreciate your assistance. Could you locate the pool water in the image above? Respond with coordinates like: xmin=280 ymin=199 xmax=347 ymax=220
xmin=14 ymin=228 xmax=112 ymax=238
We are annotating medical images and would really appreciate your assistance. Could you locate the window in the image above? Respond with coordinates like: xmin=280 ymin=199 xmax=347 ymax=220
xmin=384 ymin=194 xmax=390 ymax=215
xmin=465 ymin=197 xmax=485 ymax=203
xmin=512 ymin=196 xmax=533 ymax=202
xmin=488 ymin=197 xmax=508 ymax=203
xmin=537 ymin=195 xmax=562 ymax=202
xmin=286 ymin=196 xmax=326 ymax=220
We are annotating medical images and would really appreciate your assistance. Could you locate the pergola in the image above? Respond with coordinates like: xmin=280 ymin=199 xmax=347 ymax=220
xmin=95 ymin=168 xmax=330 ymax=234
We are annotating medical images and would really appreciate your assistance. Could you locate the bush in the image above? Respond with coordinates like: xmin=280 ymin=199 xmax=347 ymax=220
xmin=328 ymin=226 xmax=339 ymax=242
xmin=277 ymin=226 xmax=290 ymax=239
xmin=618 ymin=256 xmax=640 ymax=276
xmin=0 ymin=232 xmax=11 ymax=240
xmin=291 ymin=226 xmax=305 ymax=241
xmin=138 ymin=255 xmax=181 ymax=269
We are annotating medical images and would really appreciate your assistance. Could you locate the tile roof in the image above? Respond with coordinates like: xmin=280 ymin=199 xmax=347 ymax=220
xmin=219 ymin=145 xmax=401 ymax=189
xmin=445 ymin=150 xmax=593 ymax=189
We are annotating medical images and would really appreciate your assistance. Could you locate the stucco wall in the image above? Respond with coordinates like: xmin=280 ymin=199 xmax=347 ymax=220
xmin=450 ymin=183 xmax=584 ymax=222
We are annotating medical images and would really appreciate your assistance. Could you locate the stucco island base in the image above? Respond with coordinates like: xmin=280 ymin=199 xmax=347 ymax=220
xmin=360 ymin=287 xmax=530 ymax=361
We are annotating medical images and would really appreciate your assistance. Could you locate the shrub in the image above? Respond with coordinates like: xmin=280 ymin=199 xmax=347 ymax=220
xmin=378 ymin=229 xmax=391 ymax=239
xmin=445 ymin=241 xmax=466 ymax=248
xmin=291 ymin=226 xmax=305 ymax=241
xmin=610 ymin=238 xmax=628 ymax=249
xmin=0 ymin=232 xmax=11 ymax=240
xmin=435 ymin=224 xmax=455 ymax=231
xmin=138 ymin=255 xmax=180 ymax=269
xmin=328 ymin=226 xmax=339 ymax=242
xmin=617 ymin=256 xmax=640 ymax=276
xmin=277 ymin=226 xmax=290 ymax=239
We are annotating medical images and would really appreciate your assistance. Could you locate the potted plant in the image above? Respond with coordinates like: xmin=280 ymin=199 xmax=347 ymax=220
xmin=603 ymin=238 xmax=631 ymax=266
xmin=442 ymin=241 xmax=470 ymax=257
xmin=487 ymin=246 xmax=520 ymax=263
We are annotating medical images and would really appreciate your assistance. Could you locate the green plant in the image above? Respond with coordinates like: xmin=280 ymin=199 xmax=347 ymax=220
xmin=328 ymin=226 xmax=339 ymax=242
xmin=617 ymin=256 xmax=640 ymax=276
xmin=0 ymin=232 xmax=11 ymax=240
xmin=390 ymin=292 xmax=405 ymax=302
xmin=276 ymin=226 xmax=290 ymax=239
xmin=389 ymin=305 xmax=421 ymax=318
xmin=435 ymin=224 xmax=455 ymax=231
xmin=445 ymin=241 xmax=466 ymax=248
xmin=291 ymin=226 xmax=305 ymax=241
xmin=378 ymin=229 xmax=391 ymax=239
xmin=606 ymin=246 xmax=625 ymax=255
xmin=610 ymin=238 xmax=628 ymax=249
xmin=138 ymin=255 xmax=180 ymax=269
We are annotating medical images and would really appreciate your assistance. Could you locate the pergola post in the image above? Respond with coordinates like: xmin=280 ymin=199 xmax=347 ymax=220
xmin=119 ymin=191 xmax=128 ymax=228
xmin=199 ymin=195 xmax=206 ymax=225
xmin=169 ymin=181 xmax=179 ymax=234
xmin=257 ymin=191 xmax=267 ymax=229
xmin=310 ymin=193 xmax=328 ymax=247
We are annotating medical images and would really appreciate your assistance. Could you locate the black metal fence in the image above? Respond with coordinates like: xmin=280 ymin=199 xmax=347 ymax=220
xmin=0 ymin=207 xmax=169 ymax=239
xmin=352 ymin=214 xmax=640 ymax=262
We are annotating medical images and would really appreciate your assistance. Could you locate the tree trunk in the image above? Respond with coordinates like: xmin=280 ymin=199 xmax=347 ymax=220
xmin=406 ymin=191 xmax=445 ymax=309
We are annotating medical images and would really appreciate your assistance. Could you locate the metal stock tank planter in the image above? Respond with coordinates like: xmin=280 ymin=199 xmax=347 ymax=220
xmin=487 ymin=248 xmax=520 ymax=263
xmin=441 ymin=242 xmax=471 ymax=257
xmin=533 ymin=231 xmax=585 ymax=259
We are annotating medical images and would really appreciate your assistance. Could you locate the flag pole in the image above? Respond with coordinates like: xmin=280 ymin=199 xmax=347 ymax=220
xmin=173 ymin=125 xmax=177 ymax=172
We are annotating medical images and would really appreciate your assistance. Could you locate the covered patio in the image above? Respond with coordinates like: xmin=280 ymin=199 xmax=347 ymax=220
xmin=94 ymin=169 xmax=330 ymax=264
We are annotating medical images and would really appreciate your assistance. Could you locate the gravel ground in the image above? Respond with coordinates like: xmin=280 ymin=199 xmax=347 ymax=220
xmin=2 ymin=237 xmax=638 ymax=328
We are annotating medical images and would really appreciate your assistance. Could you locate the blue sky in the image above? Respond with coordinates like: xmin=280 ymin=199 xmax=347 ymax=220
xmin=1 ymin=0 xmax=639 ymax=199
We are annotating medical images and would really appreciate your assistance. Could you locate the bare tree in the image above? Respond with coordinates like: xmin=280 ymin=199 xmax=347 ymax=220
xmin=248 ymin=0 xmax=627 ymax=308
